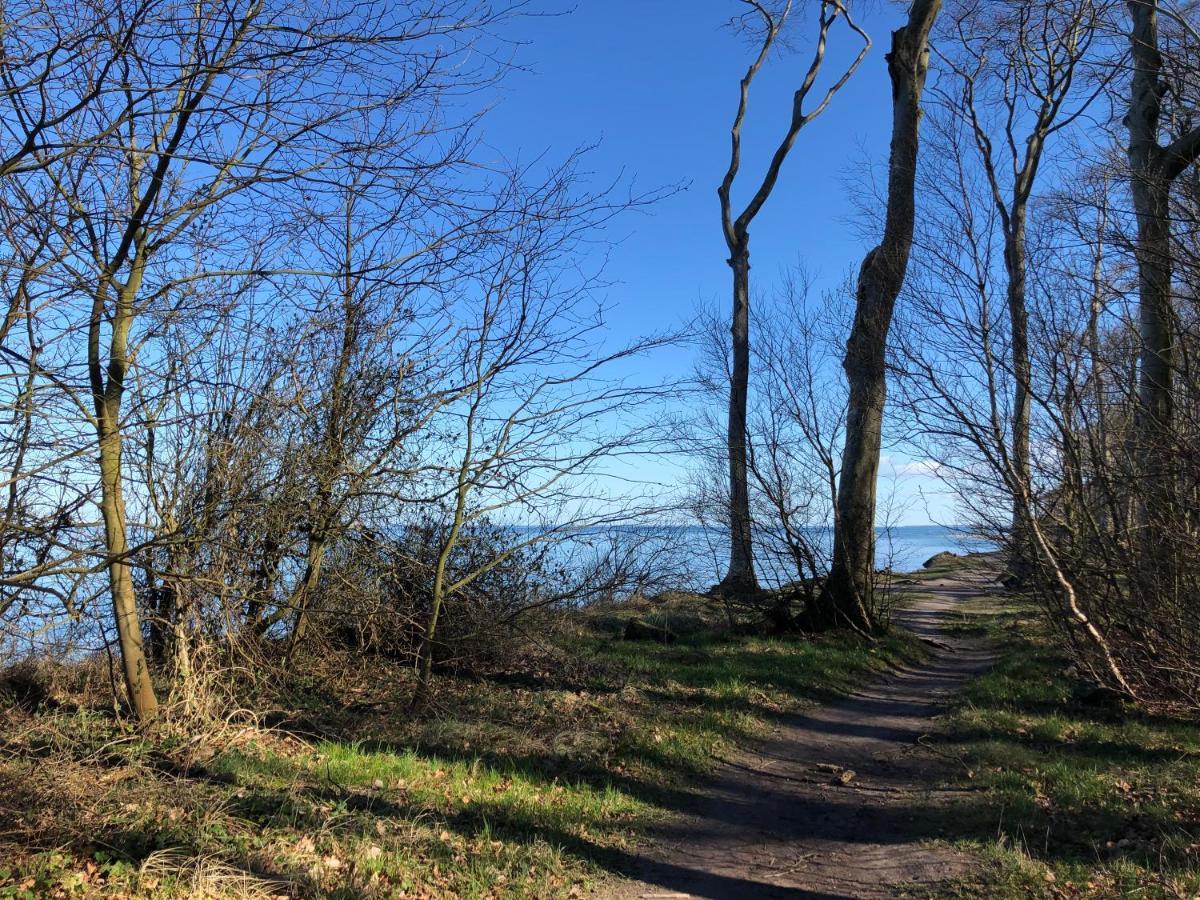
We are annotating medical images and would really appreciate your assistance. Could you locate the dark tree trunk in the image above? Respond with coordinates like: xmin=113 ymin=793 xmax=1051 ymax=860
xmin=811 ymin=0 xmax=942 ymax=631
xmin=713 ymin=2 xmax=871 ymax=599
xmin=1128 ymin=1 xmax=1177 ymax=446
xmin=720 ymin=246 xmax=758 ymax=595
xmin=1125 ymin=0 xmax=1200 ymax=601
xmin=1006 ymin=217 xmax=1035 ymax=582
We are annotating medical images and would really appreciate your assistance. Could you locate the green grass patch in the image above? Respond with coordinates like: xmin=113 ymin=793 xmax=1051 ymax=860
xmin=0 ymin=600 xmax=920 ymax=898
xmin=936 ymin=598 xmax=1200 ymax=898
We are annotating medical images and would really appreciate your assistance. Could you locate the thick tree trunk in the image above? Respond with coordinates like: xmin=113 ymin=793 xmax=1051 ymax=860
xmin=1005 ymin=217 xmax=1035 ymax=581
xmin=1128 ymin=1 xmax=1176 ymax=445
xmin=720 ymin=247 xmax=758 ymax=595
xmin=1126 ymin=0 xmax=1194 ymax=602
xmin=811 ymin=0 xmax=941 ymax=631
xmin=1129 ymin=174 xmax=1175 ymax=463
xmin=1128 ymin=142 xmax=1178 ymax=602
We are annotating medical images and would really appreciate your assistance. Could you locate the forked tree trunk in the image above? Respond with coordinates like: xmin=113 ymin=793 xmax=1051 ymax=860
xmin=811 ymin=0 xmax=942 ymax=631
xmin=91 ymin=265 xmax=159 ymax=722
xmin=1125 ymin=0 xmax=1200 ymax=600
xmin=714 ymin=0 xmax=871 ymax=599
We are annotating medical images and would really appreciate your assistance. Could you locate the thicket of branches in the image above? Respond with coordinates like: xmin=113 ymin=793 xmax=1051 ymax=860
xmin=0 ymin=0 xmax=676 ymax=721
xmin=895 ymin=0 xmax=1200 ymax=705
xmin=6 ymin=0 xmax=1200 ymax=721
xmin=696 ymin=0 xmax=1200 ymax=706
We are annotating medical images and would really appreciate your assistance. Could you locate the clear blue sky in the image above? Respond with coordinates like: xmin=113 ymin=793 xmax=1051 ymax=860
xmin=481 ymin=1 xmax=957 ymax=526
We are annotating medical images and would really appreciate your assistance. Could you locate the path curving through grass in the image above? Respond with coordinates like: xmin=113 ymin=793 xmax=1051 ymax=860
xmin=612 ymin=573 xmax=998 ymax=899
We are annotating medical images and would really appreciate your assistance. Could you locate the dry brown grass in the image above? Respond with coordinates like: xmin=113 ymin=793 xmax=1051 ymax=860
xmin=136 ymin=849 xmax=292 ymax=899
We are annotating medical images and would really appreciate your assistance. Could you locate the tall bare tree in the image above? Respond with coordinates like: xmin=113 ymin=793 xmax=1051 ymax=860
xmin=717 ymin=0 xmax=868 ymax=595
xmin=941 ymin=0 xmax=1104 ymax=580
xmin=1126 ymin=0 xmax=1200 ymax=573
xmin=812 ymin=0 xmax=942 ymax=632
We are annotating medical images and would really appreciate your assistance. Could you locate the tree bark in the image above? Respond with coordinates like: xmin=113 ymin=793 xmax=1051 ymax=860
xmin=1005 ymin=211 xmax=1035 ymax=579
xmin=722 ymin=246 xmax=758 ymax=594
xmin=1124 ymin=0 xmax=1200 ymax=598
xmin=91 ymin=263 xmax=159 ymax=722
xmin=812 ymin=0 xmax=941 ymax=631
xmin=1127 ymin=0 xmax=1177 ymax=446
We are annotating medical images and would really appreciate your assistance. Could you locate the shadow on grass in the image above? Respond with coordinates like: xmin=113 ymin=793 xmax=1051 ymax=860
xmin=926 ymin=629 xmax=1200 ymax=880
xmin=174 ymin=757 xmax=1002 ymax=898
xmin=335 ymin=737 xmax=704 ymax=809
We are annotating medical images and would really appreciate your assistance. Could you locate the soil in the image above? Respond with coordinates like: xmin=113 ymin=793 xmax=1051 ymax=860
xmin=609 ymin=573 xmax=997 ymax=899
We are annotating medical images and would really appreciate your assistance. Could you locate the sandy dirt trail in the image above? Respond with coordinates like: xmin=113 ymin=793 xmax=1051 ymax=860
xmin=611 ymin=573 xmax=997 ymax=899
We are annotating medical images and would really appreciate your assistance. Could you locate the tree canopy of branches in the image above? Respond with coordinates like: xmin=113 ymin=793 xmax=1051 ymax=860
xmin=0 ymin=0 xmax=676 ymax=722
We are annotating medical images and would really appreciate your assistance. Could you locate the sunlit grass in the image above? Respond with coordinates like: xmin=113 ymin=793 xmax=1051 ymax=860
xmin=1 ymin=603 xmax=920 ymax=897
xmin=939 ymin=598 xmax=1200 ymax=898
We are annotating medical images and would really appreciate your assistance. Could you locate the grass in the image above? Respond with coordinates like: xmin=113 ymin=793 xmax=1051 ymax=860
xmin=0 ymin=596 xmax=921 ymax=898
xmin=934 ymin=596 xmax=1200 ymax=898
xmin=14 ymin=572 xmax=1197 ymax=898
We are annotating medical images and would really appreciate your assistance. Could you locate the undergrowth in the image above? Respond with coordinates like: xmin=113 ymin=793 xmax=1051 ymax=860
xmin=937 ymin=599 xmax=1200 ymax=899
xmin=0 ymin=596 xmax=919 ymax=898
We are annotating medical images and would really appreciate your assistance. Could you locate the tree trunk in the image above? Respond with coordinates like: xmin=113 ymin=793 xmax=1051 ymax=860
xmin=91 ymin=266 xmax=159 ymax=722
xmin=98 ymin=423 xmax=158 ymax=720
xmin=720 ymin=246 xmax=758 ymax=595
xmin=1126 ymin=0 xmax=1192 ymax=602
xmin=1129 ymin=174 xmax=1175 ymax=461
xmin=287 ymin=534 xmax=328 ymax=654
xmin=1005 ymin=216 xmax=1035 ymax=581
xmin=416 ymin=526 xmax=457 ymax=706
xmin=1128 ymin=1 xmax=1176 ymax=446
xmin=416 ymin=406 xmax=474 ymax=704
xmin=811 ymin=0 xmax=941 ymax=631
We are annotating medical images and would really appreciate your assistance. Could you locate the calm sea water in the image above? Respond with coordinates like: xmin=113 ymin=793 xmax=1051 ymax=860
xmin=562 ymin=523 xmax=995 ymax=592
xmin=865 ymin=525 xmax=994 ymax=572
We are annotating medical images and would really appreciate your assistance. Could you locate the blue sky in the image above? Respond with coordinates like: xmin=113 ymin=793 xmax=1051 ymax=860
xmin=480 ymin=1 xmax=957 ymax=526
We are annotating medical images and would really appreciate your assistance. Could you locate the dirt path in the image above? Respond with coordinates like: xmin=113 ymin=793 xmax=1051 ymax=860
xmin=611 ymin=574 xmax=997 ymax=899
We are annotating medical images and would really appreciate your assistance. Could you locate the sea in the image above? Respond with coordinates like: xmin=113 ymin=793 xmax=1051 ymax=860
xmin=558 ymin=523 xmax=995 ymax=593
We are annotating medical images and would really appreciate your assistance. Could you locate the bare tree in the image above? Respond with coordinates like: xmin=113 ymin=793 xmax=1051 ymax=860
xmin=690 ymin=274 xmax=847 ymax=627
xmin=716 ymin=0 xmax=869 ymax=596
xmin=412 ymin=164 xmax=678 ymax=699
xmin=1125 ymin=0 xmax=1200 ymax=582
xmin=812 ymin=0 xmax=942 ymax=632
xmin=23 ymin=0 xmax=511 ymax=720
xmin=939 ymin=0 xmax=1106 ymax=580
